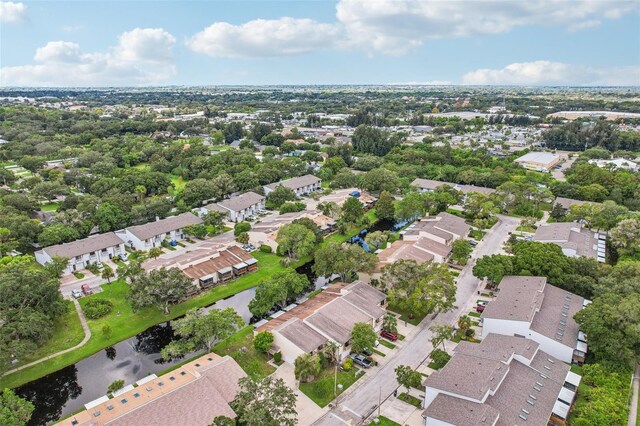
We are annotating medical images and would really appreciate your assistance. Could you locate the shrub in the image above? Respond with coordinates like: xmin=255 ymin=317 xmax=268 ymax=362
xmin=83 ymin=299 xmax=114 ymax=320
xmin=253 ymin=331 xmax=274 ymax=353
xmin=234 ymin=221 xmax=251 ymax=236
xmin=279 ymin=202 xmax=305 ymax=214
xmin=107 ymin=379 xmax=125 ymax=394
xmin=260 ymin=245 xmax=273 ymax=253
xmin=465 ymin=328 xmax=475 ymax=338
xmin=343 ymin=358 xmax=353 ymax=371
xmin=273 ymin=352 xmax=282 ymax=364
xmin=429 ymin=349 xmax=451 ymax=370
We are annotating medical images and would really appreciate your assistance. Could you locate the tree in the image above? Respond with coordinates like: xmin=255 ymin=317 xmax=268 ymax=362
xmin=236 ymin=232 xmax=250 ymax=244
xmin=472 ymin=254 xmax=514 ymax=285
xmin=593 ymin=261 xmax=640 ymax=297
xmin=351 ymin=125 xmax=395 ymax=156
xmin=266 ymin=185 xmax=297 ymax=209
xmin=610 ymin=218 xmax=640 ymax=255
xmin=574 ymin=292 xmax=640 ymax=369
xmin=394 ymin=192 xmax=426 ymax=221
xmin=231 ymin=376 xmax=297 ymax=426
xmin=276 ymin=223 xmax=316 ymax=260
xmin=183 ymin=224 xmax=208 ymax=239
xmin=43 ymin=255 xmax=69 ymax=278
xmin=148 ymin=247 xmax=163 ymax=259
xmin=181 ymin=178 xmax=219 ymax=207
xmin=364 ymin=230 xmax=391 ymax=251
xmin=249 ymin=271 xmax=309 ymax=317
xmin=457 ymin=315 xmax=472 ymax=336
xmin=375 ymin=191 xmax=395 ymax=221
xmin=234 ymin=221 xmax=251 ymax=236
xmin=202 ymin=210 xmax=228 ymax=233
xmin=395 ymin=365 xmax=422 ymax=393
xmin=102 ymin=324 xmax=112 ymax=338
xmin=511 ymin=242 xmax=572 ymax=284
xmin=382 ymin=260 xmax=456 ymax=318
xmin=224 ymin=122 xmax=244 ymax=143
xmin=161 ymin=307 xmax=243 ymax=359
xmin=101 ymin=266 xmax=115 ymax=284
xmin=340 ymin=197 xmax=365 ymax=227
xmin=32 ymin=181 xmax=69 ymax=202
xmin=313 ymin=242 xmax=377 ymax=282
xmin=279 ymin=201 xmax=305 ymax=214
xmin=292 ymin=217 xmax=323 ymax=243
xmin=317 ymin=201 xmax=340 ymax=218
xmin=294 ymin=353 xmax=322 ymax=383
xmin=95 ymin=202 xmax=129 ymax=232
xmin=450 ymin=239 xmax=472 ymax=265
xmin=429 ymin=324 xmax=454 ymax=351
xmin=128 ymin=267 xmax=193 ymax=314
xmin=0 ymin=388 xmax=34 ymax=426
xmin=360 ymin=168 xmax=400 ymax=194
xmin=351 ymin=322 xmax=377 ymax=354
xmin=212 ymin=416 xmax=236 ymax=426
xmin=117 ymin=260 xmax=143 ymax=284
xmin=38 ymin=223 xmax=80 ymax=247
xmin=382 ymin=314 xmax=398 ymax=333
xmin=253 ymin=331 xmax=274 ymax=353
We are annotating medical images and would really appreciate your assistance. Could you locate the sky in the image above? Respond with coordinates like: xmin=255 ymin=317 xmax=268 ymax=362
xmin=0 ymin=0 xmax=639 ymax=87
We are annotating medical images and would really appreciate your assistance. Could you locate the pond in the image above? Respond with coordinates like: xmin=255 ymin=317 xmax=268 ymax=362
xmin=346 ymin=218 xmax=413 ymax=252
xmin=15 ymin=259 xmax=328 ymax=426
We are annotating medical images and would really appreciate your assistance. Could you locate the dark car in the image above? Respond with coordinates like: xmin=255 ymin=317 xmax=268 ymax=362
xmin=476 ymin=301 xmax=489 ymax=313
xmin=380 ymin=329 xmax=398 ymax=341
xmin=350 ymin=354 xmax=372 ymax=368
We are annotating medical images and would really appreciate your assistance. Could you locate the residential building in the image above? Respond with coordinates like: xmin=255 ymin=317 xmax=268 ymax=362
xmin=56 ymin=354 xmax=246 ymax=426
xmin=410 ymin=178 xmax=496 ymax=196
xmin=515 ymin=152 xmax=562 ymax=172
xmin=533 ymin=222 xmax=605 ymax=262
xmin=247 ymin=210 xmax=335 ymax=250
xmin=481 ymin=276 xmax=589 ymax=364
xmin=553 ymin=197 xmax=591 ymax=213
xmin=263 ymin=174 xmax=321 ymax=196
xmin=422 ymin=333 xmax=582 ymax=426
xmin=116 ymin=213 xmax=203 ymax=250
xmin=256 ymin=281 xmax=387 ymax=364
xmin=180 ymin=246 xmax=258 ymax=291
xmin=35 ymin=233 xmax=126 ymax=275
xmin=376 ymin=212 xmax=470 ymax=270
xmin=200 ymin=191 xmax=265 ymax=222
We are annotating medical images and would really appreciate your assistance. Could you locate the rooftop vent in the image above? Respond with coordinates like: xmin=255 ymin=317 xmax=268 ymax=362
xmin=529 ymin=394 xmax=537 ymax=400
xmin=547 ymin=358 xmax=555 ymax=364
xmin=535 ymin=381 xmax=544 ymax=387
xmin=519 ymin=414 xmax=528 ymax=421
xmin=533 ymin=385 xmax=542 ymax=392
xmin=522 ymin=409 xmax=530 ymax=415
xmin=544 ymin=365 xmax=551 ymax=370
xmin=527 ymin=399 xmax=535 ymax=406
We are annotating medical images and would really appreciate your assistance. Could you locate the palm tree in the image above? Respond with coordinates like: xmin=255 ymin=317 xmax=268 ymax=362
xmin=117 ymin=261 xmax=144 ymax=284
xmin=457 ymin=315 xmax=472 ymax=338
xmin=148 ymin=247 xmax=163 ymax=260
xmin=382 ymin=314 xmax=398 ymax=333
xmin=101 ymin=267 xmax=115 ymax=284
xmin=294 ymin=354 xmax=321 ymax=383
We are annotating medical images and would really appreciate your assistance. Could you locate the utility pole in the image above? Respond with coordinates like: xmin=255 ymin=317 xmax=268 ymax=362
xmin=378 ymin=385 xmax=382 ymax=417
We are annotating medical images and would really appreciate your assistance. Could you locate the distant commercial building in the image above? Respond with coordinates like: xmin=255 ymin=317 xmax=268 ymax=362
xmin=422 ymin=333 xmax=582 ymax=426
xmin=481 ymin=276 xmax=589 ymax=364
xmin=263 ymin=174 xmax=321 ymax=196
xmin=515 ymin=152 xmax=562 ymax=172
xmin=588 ymin=158 xmax=638 ymax=171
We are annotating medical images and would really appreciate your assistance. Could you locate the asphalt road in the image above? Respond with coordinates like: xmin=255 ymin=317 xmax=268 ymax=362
xmin=314 ymin=214 xmax=520 ymax=425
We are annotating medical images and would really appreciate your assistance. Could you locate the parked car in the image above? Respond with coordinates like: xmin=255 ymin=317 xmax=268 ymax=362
xmin=95 ymin=262 xmax=104 ymax=269
xmin=71 ymin=289 xmax=82 ymax=299
xmin=380 ymin=329 xmax=398 ymax=341
xmin=350 ymin=354 xmax=372 ymax=368
xmin=81 ymin=284 xmax=93 ymax=296
xmin=361 ymin=348 xmax=372 ymax=356
xmin=476 ymin=301 xmax=489 ymax=313
xmin=468 ymin=239 xmax=478 ymax=246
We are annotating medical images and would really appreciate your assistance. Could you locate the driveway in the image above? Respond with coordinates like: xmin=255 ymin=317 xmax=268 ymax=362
xmin=312 ymin=215 xmax=520 ymax=424
xmin=271 ymin=363 xmax=329 ymax=426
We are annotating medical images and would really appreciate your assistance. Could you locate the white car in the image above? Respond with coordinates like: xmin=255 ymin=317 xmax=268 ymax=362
xmin=72 ymin=289 xmax=82 ymax=299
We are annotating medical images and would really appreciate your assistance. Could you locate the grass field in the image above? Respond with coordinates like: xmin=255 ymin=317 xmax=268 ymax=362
xmin=41 ymin=202 xmax=60 ymax=212
xmin=369 ymin=416 xmax=400 ymax=426
xmin=170 ymin=175 xmax=186 ymax=191
xmin=299 ymin=367 xmax=362 ymax=407
xmin=378 ymin=339 xmax=396 ymax=350
xmin=398 ymin=392 xmax=422 ymax=408
xmin=212 ymin=326 xmax=275 ymax=380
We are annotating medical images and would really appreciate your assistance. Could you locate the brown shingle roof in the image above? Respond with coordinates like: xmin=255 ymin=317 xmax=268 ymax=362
xmin=42 ymin=232 xmax=123 ymax=258
xmin=423 ymin=393 xmax=500 ymax=426
xmin=278 ymin=318 xmax=328 ymax=353
xmin=181 ymin=248 xmax=253 ymax=280
xmin=306 ymin=297 xmax=373 ymax=344
xmin=126 ymin=213 xmax=203 ymax=241
xmin=341 ymin=281 xmax=386 ymax=319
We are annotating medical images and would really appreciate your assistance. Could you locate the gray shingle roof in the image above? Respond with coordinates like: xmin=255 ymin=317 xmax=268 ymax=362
xmin=265 ymin=174 xmax=320 ymax=191
xmin=481 ymin=276 xmax=546 ymax=322
xmin=306 ymin=297 xmax=372 ymax=344
xmin=278 ymin=318 xmax=328 ymax=353
xmin=126 ymin=213 xmax=203 ymax=241
xmin=214 ymin=192 xmax=265 ymax=213
xmin=42 ymin=232 xmax=123 ymax=259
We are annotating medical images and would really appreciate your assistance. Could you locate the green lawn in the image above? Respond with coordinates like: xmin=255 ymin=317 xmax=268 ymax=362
xmin=468 ymin=311 xmax=481 ymax=318
xmin=41 ymin=202 xmax=60 ymax=212
xmin=213 ymin=326 xmax=275 ymax=380
xmin=516 ymin=225 xmax=536 ymax=233
xmin=372 ymin=348 xmax=386 ymax=357
xmin=170 ymin=174 xmax=186 ymax=191
xmin=0 ymin=251 xmax=288 ymax=389
xmin=299 ymin=367 xmax=362 ymax=407
xmin=378 ymin=339 xmax=396 ymax=350
xmin=8 ymin=301 xmax=84 ymax=369
xmin=388 ymin=304 xmax=426 ymax=326
xmin=369 ymin=416 xmax=401 ymax=426
xmin=469 ymin=229 xmax=487 ymax=240
xmin=398 ymin=392 xmax=422 ymax=408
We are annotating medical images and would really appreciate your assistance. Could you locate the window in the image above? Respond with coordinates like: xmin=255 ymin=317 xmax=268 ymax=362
xmin=121 ymin=399 xmax=128 ymax=404
xmin=133 ymin=393 xmax=140 ymax=398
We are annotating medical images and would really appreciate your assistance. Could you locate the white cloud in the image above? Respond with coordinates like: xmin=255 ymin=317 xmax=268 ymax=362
xmin=186 ymin=0 xmax=636 ymax=57
xmin=461 ymin=61 xmax=640 ymax=86
xmin=0 ymin=1 xmax=27 ymax=23
xmin=1 ymin=28 xmax=177 ymax=87
xmin=187 ymin=17 xmax=342 ymax=58
xmin=568 ymin=19 xmax=602 ymax=32
xmin=335 ymin=0 xmax=636 ymax=54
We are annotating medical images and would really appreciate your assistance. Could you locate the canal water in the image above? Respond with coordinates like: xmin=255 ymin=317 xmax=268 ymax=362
xmin=15 ymin=259 xmax=330 ymax=426
xmin=346 ymin=218 xmax=412 ymax=251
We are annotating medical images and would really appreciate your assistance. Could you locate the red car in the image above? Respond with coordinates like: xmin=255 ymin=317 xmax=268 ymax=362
xmin=380 ymin=329 xmax=398 ymax=341
xmin=476 ymin=301 xmax=489 ymax=313
xmin=81 ymin=284 xmax=93 ymax=296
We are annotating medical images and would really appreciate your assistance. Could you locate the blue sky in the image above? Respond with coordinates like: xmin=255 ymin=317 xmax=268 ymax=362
xmin=1 ymin=0 xmax=639 ymax=86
